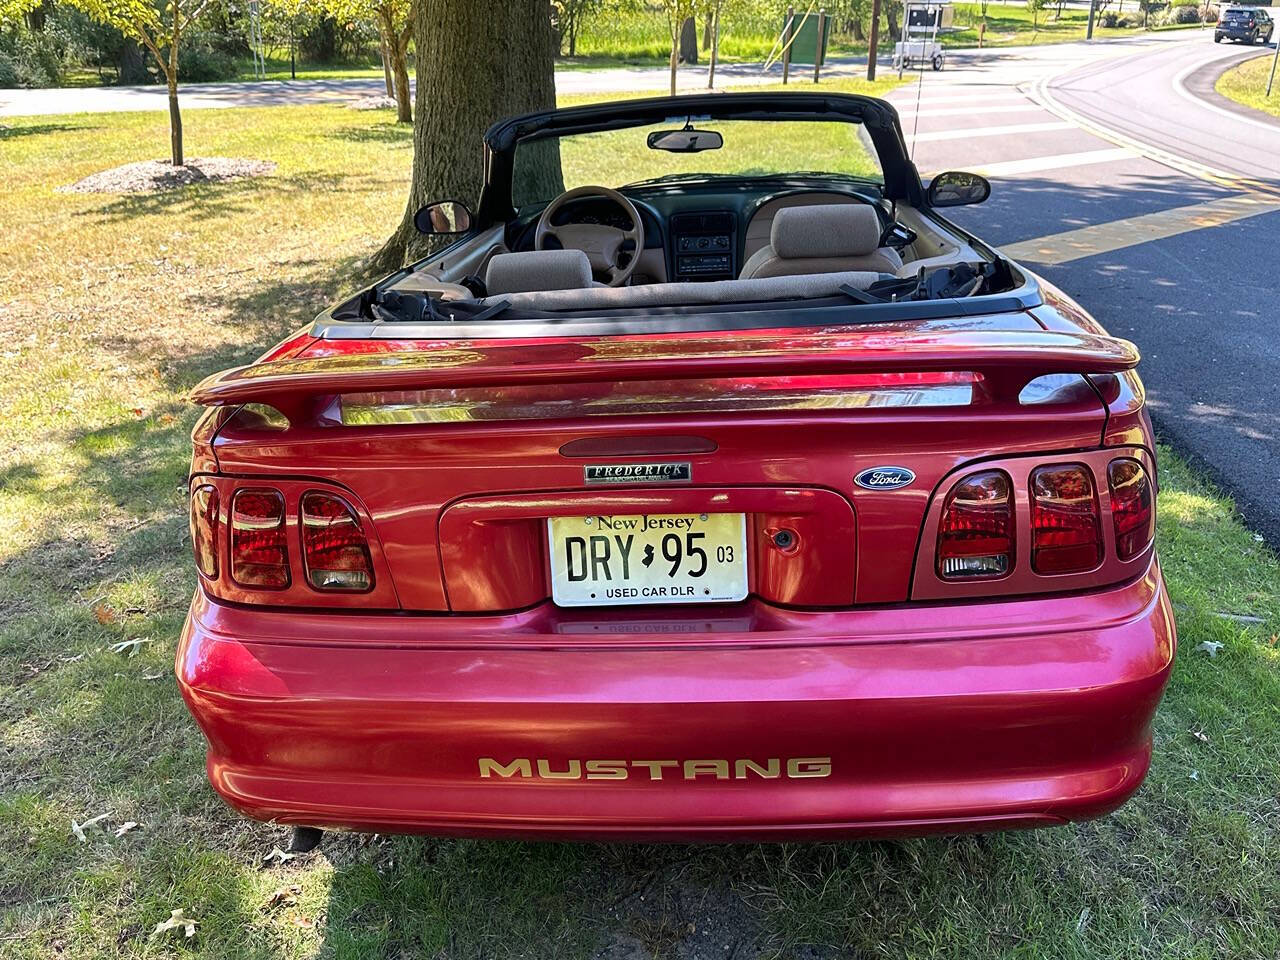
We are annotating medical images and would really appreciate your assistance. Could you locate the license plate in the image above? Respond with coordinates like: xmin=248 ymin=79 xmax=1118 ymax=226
xmin=548 ymin=513 xmax=748 ymax=607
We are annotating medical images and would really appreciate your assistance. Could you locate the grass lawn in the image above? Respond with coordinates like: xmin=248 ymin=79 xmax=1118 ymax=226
xmin=1215 ymin=51 xmax=1280 ymax=121
xmin=2 ymin=80 xmax=1279 ymax=959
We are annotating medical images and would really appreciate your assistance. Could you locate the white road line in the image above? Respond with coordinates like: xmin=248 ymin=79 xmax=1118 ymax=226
xmin=893 ymin=103 xmax=1046 ymax=119
xmin=907 ymin=120 xmax=1074 ymax=143
xmin=1172 ymin=55 xmax=1280 ymax=136
xmin=966 ymin=147 xmax=1137 ymax=177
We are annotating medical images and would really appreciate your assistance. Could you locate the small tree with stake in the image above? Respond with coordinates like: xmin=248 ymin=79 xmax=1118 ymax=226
xmin=65 ymin=0 xmax=218 ymax=165
xmin=312 ymin=0 xmax=415 ymax=122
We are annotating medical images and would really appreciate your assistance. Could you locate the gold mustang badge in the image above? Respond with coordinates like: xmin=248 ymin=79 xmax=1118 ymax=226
xmin=478 ymin=757 xmax=832 ymax=780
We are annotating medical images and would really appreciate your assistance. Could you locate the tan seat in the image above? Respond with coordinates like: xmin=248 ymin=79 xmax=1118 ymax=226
xmin=739 ymin=204 xmax=903 ymax=279
xmin=484 ymin=249 xmax=594 ymax=295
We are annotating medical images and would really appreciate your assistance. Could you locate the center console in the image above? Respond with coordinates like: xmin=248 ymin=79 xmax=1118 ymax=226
xmin=669 ymin=211 xmax=737 ymax=282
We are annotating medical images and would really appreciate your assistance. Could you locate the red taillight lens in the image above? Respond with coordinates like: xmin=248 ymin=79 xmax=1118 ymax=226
xmin=1108 ymin=458 xmax=1154 ymax=560
xmin=189 ymin=484 xmax=219 ymax=579
xmin=230 ymin=489 xmax=290 ymax=588
xmin=937 ymin=470 xmax=1014 ymax=579
xmin=300 ymin=491 xmax=374 ymax=592
xmin=1030 ymin=464 xmax=1102 ymax=575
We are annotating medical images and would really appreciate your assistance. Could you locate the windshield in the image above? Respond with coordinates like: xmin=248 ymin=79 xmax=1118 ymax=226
xmin=511 ymin=117 xmax=884 ymax=209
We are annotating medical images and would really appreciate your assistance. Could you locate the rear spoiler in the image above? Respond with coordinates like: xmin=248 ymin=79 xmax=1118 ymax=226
xmin=188 ymin=330 xmax=1140 ymax=424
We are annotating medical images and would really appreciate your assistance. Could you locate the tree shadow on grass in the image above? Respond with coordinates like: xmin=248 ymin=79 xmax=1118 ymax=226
xmin=0 ymin=123 xmax=99 ymax=140
xmin=322 ymin=123 xmax=415 ymax=146
xmin=71 ymin=171 xmax=369 ymax=226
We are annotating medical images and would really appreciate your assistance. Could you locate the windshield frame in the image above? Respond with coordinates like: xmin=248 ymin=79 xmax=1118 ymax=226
xmin=477 ymin=92 xmax=921 ymax=229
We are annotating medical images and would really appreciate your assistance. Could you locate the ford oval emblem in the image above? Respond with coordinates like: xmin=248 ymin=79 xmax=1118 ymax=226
xmin=854 ymin=466 xmax=916 ymax=491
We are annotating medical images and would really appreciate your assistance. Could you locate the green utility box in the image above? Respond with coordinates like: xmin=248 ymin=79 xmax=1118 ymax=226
xmin=787 ymin=13 xmax=829 ymax=66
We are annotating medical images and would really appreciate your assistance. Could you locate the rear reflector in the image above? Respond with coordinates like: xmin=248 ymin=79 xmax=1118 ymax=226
xmin=189 ymin=484 xmax=219 ymax=579
xmin=937 ymin=470 xmax=1014 ymax=579
xmin=1030 ymin=464 xmax=1102 ymax=575
xmin=1108 ymin=458 xmax=1155 ymax=560
xmin=230 ymin=489 xmax=290 ymax=588
xmin=300 ymin=491 xmax=374 ymax=592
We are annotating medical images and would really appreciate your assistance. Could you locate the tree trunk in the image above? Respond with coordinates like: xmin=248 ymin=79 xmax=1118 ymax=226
xmin=369 ymin=0 xmax=560 ymax=273
xmin=380 ymin=35 xmax=393 ymax=95
xmin=886 ymin=4 xmax=900 ymax=41
xmin=376 ymin=10 xmax=412 ymax=122
xmin=568 ymin=16 xmax=577 ymax=56
xmin=702 ymin=14 xmax=712 ymax=49
xmin=669 ymin=39 xmax=678 ymax=95
xmin=707 ymin=8 xmax=719 ymax=88
xmin=167 ymin=78 xmax=183 ymax=166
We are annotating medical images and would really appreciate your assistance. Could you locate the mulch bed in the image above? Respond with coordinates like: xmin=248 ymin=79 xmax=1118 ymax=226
xmin=59 ymin=157 xmax=277 ymax=195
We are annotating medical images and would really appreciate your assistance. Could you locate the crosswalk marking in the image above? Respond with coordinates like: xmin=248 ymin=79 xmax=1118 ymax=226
xmin=1001 ymin=193 xmax=1280 ymax=265
xmin=893 ymin=103 xmax=1045 ymax=119
xmin=907 ymin=121 xmax=1074 ymax=143
xmin=965 ymin=147 xmax=1137 ymax=178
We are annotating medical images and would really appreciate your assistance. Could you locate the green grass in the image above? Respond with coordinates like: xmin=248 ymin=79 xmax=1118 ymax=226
xmin=1215 ymin=52 xmax=1280 ymax=121
xmin=2 ymin=85 xmax=1279 ymax=959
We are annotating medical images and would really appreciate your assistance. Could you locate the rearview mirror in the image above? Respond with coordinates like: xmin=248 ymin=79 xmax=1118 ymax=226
xmin=646 ymin=128 xmax=724 ymax=153
xmin=414 ymin=199 xmax=473 ymax=235
xmin=927 ymin=171 xmax=991 ymax=207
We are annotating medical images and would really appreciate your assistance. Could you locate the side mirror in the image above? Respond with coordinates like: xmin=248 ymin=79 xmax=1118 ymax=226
xmin=927 ymin=171 xmax=991 ymax=207
xmin=413 ymin=199 xmax=473 ymax=236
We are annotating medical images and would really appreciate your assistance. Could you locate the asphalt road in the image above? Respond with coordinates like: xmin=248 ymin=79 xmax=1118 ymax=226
xmin=891 ymin=33 xmax=1280 ymax=542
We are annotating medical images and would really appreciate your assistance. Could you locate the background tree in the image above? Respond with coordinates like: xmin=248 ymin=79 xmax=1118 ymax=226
xmin=661 ymin=0 xmax=695 ymax=94
xmin=1026 ymin=0 xmax=1047 ymax=31
xmin=369 ymin=0 xmax=560 ymax=272
xmin=0 ymin=0 xmax=40 ymax=24
xmin=552 ymin=0 xmax=605 ymax=57
xmin=325 ymin=0 xmax=412 ymax=121
xmin=65 ymin=0 xmax=217 ymax=164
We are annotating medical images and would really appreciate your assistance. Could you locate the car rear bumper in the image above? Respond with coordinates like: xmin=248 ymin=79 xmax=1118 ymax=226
xmin=177 ymin=561 xmax=1175 ymax=841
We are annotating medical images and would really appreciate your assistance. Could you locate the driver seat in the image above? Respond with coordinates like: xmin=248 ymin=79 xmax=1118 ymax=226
xmin=484 ymin=249 xmax=596 ymax=295
xmin=738 ymin=204 xmax=903 ymax=280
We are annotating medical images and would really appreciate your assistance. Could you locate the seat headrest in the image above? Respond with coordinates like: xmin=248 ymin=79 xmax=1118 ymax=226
xmin=484 ymin=249 xmax=593 ymax=295
xmin=770 ymin=204 xmax=882 ymax=259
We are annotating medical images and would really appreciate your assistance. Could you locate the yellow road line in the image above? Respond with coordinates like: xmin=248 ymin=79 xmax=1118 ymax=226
xmin=1001 ymin=192 xmax=1280 ymax=265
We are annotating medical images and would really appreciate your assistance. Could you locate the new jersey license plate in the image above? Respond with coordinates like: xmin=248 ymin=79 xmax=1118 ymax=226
xmin=548 ymin=513 xmax=748 ymax=607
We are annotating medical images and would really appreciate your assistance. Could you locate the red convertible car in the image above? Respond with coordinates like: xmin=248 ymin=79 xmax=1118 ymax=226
xmin=179 ymin=93 xmax=1174 ymax=846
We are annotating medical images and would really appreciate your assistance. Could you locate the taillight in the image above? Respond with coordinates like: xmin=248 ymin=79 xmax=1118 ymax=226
xmin=937 ymin=470 xmax=1014 ymax=579
xmin=300 ymin=491 xmax=374 ymax=592
xmin=230 ymin=489 xmax=290 ymax=588
xmin=1108 ymin=458 xmax=1154 ymax=560
xmin=189 ymin=484 xmax=219 ymax=579
xmin=1030 ymin=464 xmax=1102 ymax=575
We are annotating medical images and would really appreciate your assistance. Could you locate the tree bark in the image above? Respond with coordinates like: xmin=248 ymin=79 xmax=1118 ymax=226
xmin=376 ymin=7 xmax=412 ymax=123
xmin=168 ymin=81 xmax=184 ymax=166
xmin=380 ymin=35 xmax=394 ymax=96
xmin=707 ymin=7 xmax=719 ymax=88
xmin=369 ymin=0 xmax=560 ymax=273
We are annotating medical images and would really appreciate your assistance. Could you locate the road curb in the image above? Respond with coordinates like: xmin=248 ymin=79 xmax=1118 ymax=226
xmin=1175 ymin=51 xmax=1280 ymax=134
xmin=1028 ymin=64 xmax=1280 ymax=199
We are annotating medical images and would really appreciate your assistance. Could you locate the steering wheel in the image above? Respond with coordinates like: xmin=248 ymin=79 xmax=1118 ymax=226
xmin=534 ymin=185 xmax=645 ymax=287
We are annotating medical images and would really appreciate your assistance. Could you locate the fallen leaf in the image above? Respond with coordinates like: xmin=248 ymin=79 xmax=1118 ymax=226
xmin=114 ymin=821 xmax=139 ymax=838
xmin=93 ymin=604 xmax=116 ymax=625
xmin=262 ymin=884 xmax=301 ymax=912
xmin=1196 ymin=640 xmax=1224 ymax=658
xmin=71 ymin=813 xmax=109 ymax=842
xmin=108 ymin=637 xmax=153 ymax=656
xmin=290 ymin=915 xmax=314 ymax=929
xmin=1189 ymin=769 xmax=1199 ymax=781
xmin=1190 ymin=728 xmax=1210 ymax=743
xmin=159 ymin=413 xmax=177 ymax=425
xmin=150 ymin=909 xmax=197 ymax=939
xmin=261 ymin=847 xmax=296 ymax=867
xmin=1269 ymin=634 xmax=1277 ymax=648
xmin=142 ymin=673 xmax=166 ymax=681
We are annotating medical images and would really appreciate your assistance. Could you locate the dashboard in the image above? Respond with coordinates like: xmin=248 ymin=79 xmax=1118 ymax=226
xmin=508 ymin=179 xmax=887 ymax=284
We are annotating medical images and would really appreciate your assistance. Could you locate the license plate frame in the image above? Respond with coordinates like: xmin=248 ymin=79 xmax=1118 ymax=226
xmin=547 ymin=513 xmax=748 ymax=608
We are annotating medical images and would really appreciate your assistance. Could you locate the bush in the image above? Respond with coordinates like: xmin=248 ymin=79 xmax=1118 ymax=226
xmin=1174 ymin=5 xmax=1202 ymax=21
xmin=1101 ymin=11 xmax=1120 ymax=25
xmin=0 ymin=30 xmax=63 ymax=87
xmin=177 ymin=39 xmax=239 ymax=82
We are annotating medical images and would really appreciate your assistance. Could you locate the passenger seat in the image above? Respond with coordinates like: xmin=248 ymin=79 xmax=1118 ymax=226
xmin=738 ymin=204 xmax=903 ymax=279
xmin=484 ymin=249 xmax=596 ymax=295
